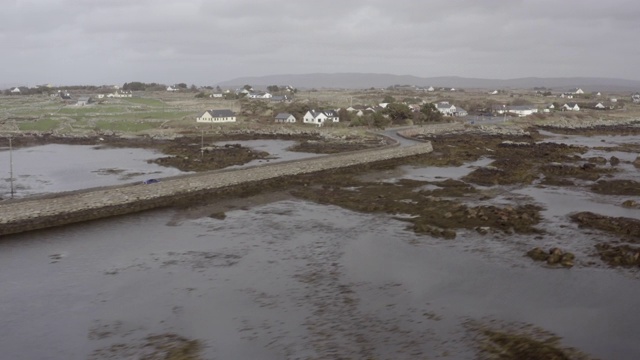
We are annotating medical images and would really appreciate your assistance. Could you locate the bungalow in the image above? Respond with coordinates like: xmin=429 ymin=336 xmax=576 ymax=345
xmin=196 ymin=109 xmax=236 ymax=123
xmin=632 ymin=93 xmax=640 ymax=103
xmin=507 ymin=106 xmax=538 ymax=117
xmin=76 ymin=96 xmax=92 ymax=106
xmin=107 ymin=90 xmax=133 ymax=98
xmin=571 ymin=88 xmax=585 ymax=94
xmin=303 ymin=110 xmax=339 ymax=126
xmin=562 ymin=103 xmax=580 ymax=111
xmin=274 ymin=112 xmax=296 ymax=123
xmin=248 ymin=92 xmax=272 ymax=99
xmin=166 ymin=86 xmax=179 ymax=92
xmin=10 ymin=87 xmax=21 ymax=94
xmin=435 ymin=102 xmax=457 ymax=116
xmin=426 ymin=86 xmax=435 ymax=92
xmin=456 ymin=107 xmax=469 ymax=117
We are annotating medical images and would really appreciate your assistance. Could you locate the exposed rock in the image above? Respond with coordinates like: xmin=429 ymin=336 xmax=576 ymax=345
xmin=622 ymin=199 xmax=638 ymax=208
xmin=526 ymin=247 xmax=575 ymax=268
xmin=595 ymin=243 xmax=640 ymax=267
xmin=570 ymin=212 xmax=640 ymax=241
xmin=609 ymin=156 xmax=620 ymax=166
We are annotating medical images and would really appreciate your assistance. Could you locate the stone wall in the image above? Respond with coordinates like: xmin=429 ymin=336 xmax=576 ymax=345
xmin=0 ymin=142 xmax=433 ymax=236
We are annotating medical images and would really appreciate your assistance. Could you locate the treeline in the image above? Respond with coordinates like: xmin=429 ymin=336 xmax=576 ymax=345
xmin=122 ymin=82 xmax=168 ymax=91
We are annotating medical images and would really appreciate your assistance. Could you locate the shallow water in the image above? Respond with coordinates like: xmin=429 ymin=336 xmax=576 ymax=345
xmin=1 ymin=200 xmax=639 ymax=359
xmin=213 ymin=139 xmax=322 ymax=169
xmin=0 ymin=144 xmax=187 ymax=198
xmin=0 ymin=140 xmax=319 ymax=198
xmin=2 ymin=134 xmax=640 ymax=359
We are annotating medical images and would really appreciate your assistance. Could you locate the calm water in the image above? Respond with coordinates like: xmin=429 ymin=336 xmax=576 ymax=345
xmin=0 ymin=140 xmax=320 ymax=198
xmin=1 ymin=134 xmax=639 ymax=359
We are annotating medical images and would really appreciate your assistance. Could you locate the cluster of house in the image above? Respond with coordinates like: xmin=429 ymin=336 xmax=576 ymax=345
xmin=492 ymin=100 xmax=621 ymax=117
xmin=196 ymin=109 xmax=340 ymax=126
xmin=97 ymin=90 xmax=133 ymax=99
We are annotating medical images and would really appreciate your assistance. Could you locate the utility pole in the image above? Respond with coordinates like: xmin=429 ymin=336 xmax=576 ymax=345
xmin=200 ymin=130 xmax=204 ymax=159
xmin=9 ymin=137 xmax=15 ymax=198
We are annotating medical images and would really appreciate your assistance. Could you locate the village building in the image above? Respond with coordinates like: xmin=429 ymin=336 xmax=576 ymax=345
xmin=435 ymin=102 xmax=457 ymax=116
xmin=76 ymin=96 xmax=92 ymax=106
xmin=562 ymin=103 xmax=580 ymax=111
xmin=302 ymin=110 xmax=339 ymax=126
xmin=274 ymin=112 xmax=296 ymax=123
xmin=196 ymin=109 xmax=236 ymax=123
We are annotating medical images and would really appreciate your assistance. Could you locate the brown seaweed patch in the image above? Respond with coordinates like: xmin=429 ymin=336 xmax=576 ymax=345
xmin=570 ymin=212 xmax=640 ymax=241
xmin=89 ymin=333 xmax=202 ymax=360
xmin=526 ymin=247 xmax=575 ymax=268
xmin=467 ymin=320 xmax=596 ymax=360
xmin=595 ymin=243 xmax=640 ymax=267
xmin=590 ymin=180 xmax=640 ymax=196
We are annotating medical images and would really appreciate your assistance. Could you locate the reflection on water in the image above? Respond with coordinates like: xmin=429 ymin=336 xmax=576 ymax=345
xmin=2 ymin=132 xmax=640 ymax=358
xmin=214 ymin=139 xmax=322 ymax=168
xmin=1 ymin=199 xmax=639 ymax=359
xmin=0 ymin=144 xmax=188 ymax=198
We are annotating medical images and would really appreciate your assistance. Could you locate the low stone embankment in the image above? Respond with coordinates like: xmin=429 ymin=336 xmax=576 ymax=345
xmin=0 ymin=142 xmax=433 ymax=236
xmin=397 ymin=123 xmax=530 ymax=138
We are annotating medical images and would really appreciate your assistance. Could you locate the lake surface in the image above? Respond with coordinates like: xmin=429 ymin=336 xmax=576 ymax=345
xmin=1 ymin=132 xmax=639 ymax=359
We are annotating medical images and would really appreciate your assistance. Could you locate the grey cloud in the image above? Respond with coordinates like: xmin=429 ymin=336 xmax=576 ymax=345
xmin=1 ymin=0 xmax=639 ymax=86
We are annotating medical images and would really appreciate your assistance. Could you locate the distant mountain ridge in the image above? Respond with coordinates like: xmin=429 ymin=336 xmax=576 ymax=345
xmin=217 ymin=73 xmax=640 ymax=92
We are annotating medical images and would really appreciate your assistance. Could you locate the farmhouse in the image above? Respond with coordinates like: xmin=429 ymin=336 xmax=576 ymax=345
xmin=196 ymin=109 xmax=236 ymax=123
xmin=274 ymin=112 xmax=296 ymax=123
xmin=248 ymin=92 xmax=272 ymax=99
xmin=303 ymin=110 xmax=339 ymax=126
xmin=507 ymin=105 xmax=538 ymax=117
xmin=76 ymin=96 xmax=92 ymax=106
xmin=562 ymin=103 xmax=580 ymax=111
xmin=435 ymin=102 xmax=457 ymax=116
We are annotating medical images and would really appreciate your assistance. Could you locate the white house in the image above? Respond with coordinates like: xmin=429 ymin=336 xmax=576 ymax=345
xmin=10 ymin=87 xmax=21 ymax=94
xmin=166 ymin=86 xmax=178 ymax=92
xmin=211 ymin=93 xmax=223 ymax=98
xmin=632 ymin=93 xmax=640 ymax=103
xmin=594 ymin=102 xmax=606 ymax=109
xmin=196 ymin=109 xmax=236 ymax=123
xmin=303 ymin=110 xmax=339 ymax=126
xmin=76 ymin=96 xmax=92 ymax=106
xmin=435 ymin=102 xmax=457 ymax=116
xmin=489 ymin=90 xmax=499 ymax=95
xmin=274 ymin=112 xmax=296 ymax=123
xmin=426 ymin=86 xmax=435 ymax=92
xmin=247 ymin=92 xmax=272 ymax=99
xmin=574 ymin=88 xmax=584 ymax=94
xmin=562 ymin=103 xmax=580 ymax=111
xmin=107 ymin=90 xmax=132 ymax=98
xmin=506 ymin=106 xmax=538 ymax=117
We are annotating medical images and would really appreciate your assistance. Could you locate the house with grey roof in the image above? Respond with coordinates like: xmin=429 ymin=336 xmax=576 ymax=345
xmin=76 ymin=96 xmax=92 ymax=106
xmin=302 ymin=110 xmax=339 ymax=126
xmin=274 ymin=112 xmax=296 ymax=123
xmin=196 ymin=109 xmax=236 ymax=123
xmin=435 ymin=102 xmax=457 ymax=116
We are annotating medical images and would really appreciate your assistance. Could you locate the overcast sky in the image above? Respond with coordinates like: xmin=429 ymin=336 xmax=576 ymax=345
xmin=2 ymin=0 xmax=639 ymax=86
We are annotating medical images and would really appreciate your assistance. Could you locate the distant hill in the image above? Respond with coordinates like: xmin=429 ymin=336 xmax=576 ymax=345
xmin=217 ymin=73 xmax=640 ymax=92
